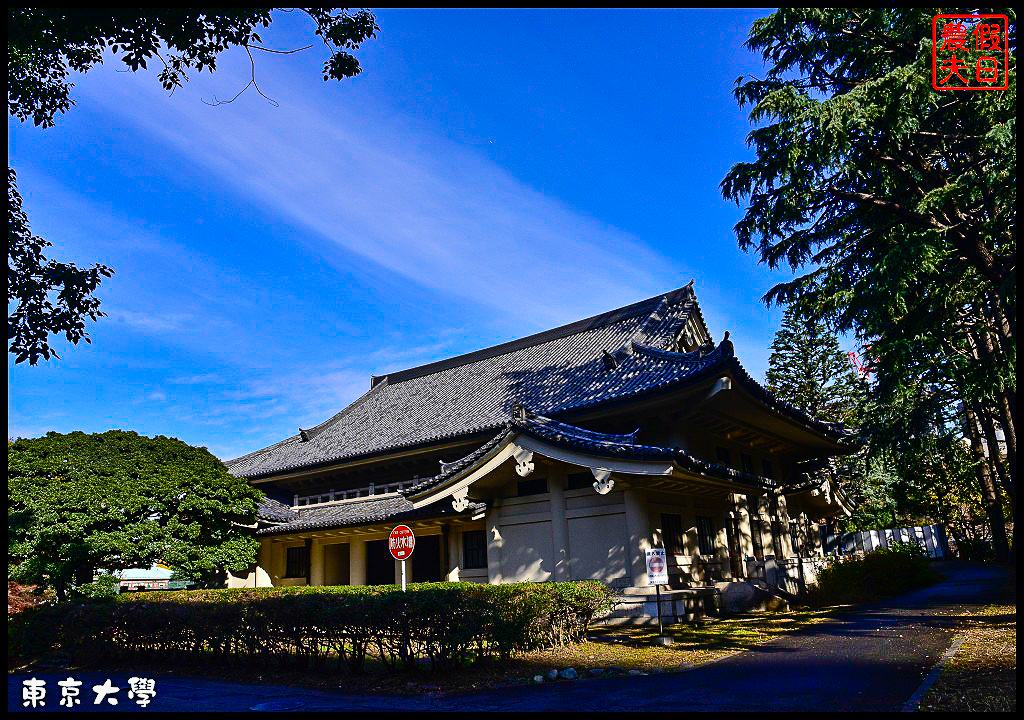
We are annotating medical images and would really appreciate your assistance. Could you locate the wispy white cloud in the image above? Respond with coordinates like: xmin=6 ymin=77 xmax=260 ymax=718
xmin=79 ymin=59 xmax=679 ymax=331
xmin=167 ymin=373 xmax=225 ymax=385
xmin=14 ymin=46 xmax=692 ymax=462
xmin=108 ymin=309 xmax=195 ymax=334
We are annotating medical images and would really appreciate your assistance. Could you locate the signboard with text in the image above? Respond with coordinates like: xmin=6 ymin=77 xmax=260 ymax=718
xmin=645 ymin=547 xmax=668 ymax=586
xmin=388 ymin=525 xmax=416 ymax=561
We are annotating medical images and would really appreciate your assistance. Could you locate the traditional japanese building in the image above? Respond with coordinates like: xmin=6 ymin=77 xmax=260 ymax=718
xmin=225 ymin=283 xmax=854 ymax=608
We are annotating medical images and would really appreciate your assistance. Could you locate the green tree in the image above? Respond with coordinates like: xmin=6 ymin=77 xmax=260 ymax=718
xmin=8 ymin=8 xmax=379 ymax=364
xmin=765 ymin=305 xmax=864 ymax=427
xmin=842 ymin=453 xmax=901 ymax=532
xmin=764 ymin=306 xmax=896 ymax=526
xmin=723 ymin=8 xmax=1015 ymax=558
xmin=8 ymin=430 xmax=263 ymax=600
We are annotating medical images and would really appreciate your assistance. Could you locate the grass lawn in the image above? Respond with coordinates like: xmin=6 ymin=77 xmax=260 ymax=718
xmin=918 ymin=603 xmax=1016 ymax=713
xmin=35 ymin=608 xmax=832 ymax=696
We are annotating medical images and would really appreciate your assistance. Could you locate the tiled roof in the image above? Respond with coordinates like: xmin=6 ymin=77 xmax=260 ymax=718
xmin=115 ymin=566 xmax=174 ymax=581
xmin=256 ymin=494 xmax=486 ymax=536
xmin=227 ymin=284 xmax=850 ymax=481
xmin=228 ymin=285 xmax=706 ymax=479
xmin=257 ymin=497 xmax=299 ymax=523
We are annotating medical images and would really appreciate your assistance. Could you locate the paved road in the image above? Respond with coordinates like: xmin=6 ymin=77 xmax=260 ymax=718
xmin=9 ymin=562 xmax=1012 ymax=712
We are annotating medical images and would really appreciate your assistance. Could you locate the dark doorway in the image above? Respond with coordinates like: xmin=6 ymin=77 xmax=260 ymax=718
xmin=411 ymin=534 xmax=442 ymax=583
xmin=366 ymin=539 xmax=395 ymax=586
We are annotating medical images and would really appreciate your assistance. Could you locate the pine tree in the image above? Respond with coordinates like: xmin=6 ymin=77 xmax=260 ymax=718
xmin=765 ymin=306 xmax=863 ymax=428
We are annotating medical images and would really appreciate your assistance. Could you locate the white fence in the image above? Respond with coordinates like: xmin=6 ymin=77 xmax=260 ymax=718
xmin=821 ymin=524 xmax=947 ymax=559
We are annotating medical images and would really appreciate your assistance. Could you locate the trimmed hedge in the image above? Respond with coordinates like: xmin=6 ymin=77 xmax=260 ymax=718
xmin=9 ymin=581 xmax=614 ymax=673
xmin=806 ymin=542 xmax=939 ymax=606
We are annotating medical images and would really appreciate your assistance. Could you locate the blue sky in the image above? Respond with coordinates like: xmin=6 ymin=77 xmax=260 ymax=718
xmin=8 ymin=8 xmax=824 ymax=461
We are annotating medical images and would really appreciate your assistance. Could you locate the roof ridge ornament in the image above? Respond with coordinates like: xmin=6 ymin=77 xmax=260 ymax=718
xmin=299 ymin=428 xmax=310 ymax=442
xmin=719 ymin=331 xmax=734 ymax=358
xmin=602 ymin=349 xmax=619 ymax=370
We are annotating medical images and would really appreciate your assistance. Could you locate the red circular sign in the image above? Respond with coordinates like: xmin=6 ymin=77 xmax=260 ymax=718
xmin=388 ymin=525 xmax=416 ymax=560
xmin=648 ymin=555 xmax=665 ymax=575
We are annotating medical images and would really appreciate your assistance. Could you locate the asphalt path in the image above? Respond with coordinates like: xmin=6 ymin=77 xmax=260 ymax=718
xmin=9 ymin=561 xmax=1012 ymax=712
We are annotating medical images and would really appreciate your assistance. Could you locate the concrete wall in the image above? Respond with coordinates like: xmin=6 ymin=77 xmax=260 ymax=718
xmin=493 ymin=493 xmax=555 ymax=582
xmin=566 ymin=488 xmax=629 ymax=584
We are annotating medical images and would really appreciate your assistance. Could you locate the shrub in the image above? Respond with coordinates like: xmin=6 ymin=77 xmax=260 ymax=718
xmin=807 ymin=542 xmax=938 ymax=606
xmin=8 ymin=581 xmax=51 ymax=617
xmin=8 ymin=581 xmax=614 ymax=673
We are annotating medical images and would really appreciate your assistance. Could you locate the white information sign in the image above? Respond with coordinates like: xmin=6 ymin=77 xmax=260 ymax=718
xmin=645 ymin=547 xmax=669 ymax=586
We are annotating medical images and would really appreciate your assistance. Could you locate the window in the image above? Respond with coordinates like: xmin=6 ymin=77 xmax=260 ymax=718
xmin=567 ymin=472 xmax=593 ymax=490
xmin=285 ymin=545 xmax=309 ymax=579
xmin=761 ymin=459 xmax=775 ymax=480
xmin=516 ymin=477 xmax=548 ymax=496
xmin=740 ymin=453 xmax=754 ymax=475
xmin=661 ymin=513 xmax=685 ymax=555
xmin=715 ymin=447 xmax=731 ymax=467
xmin=696 ymin=516 xmax=716 ymax=556
xmin=462 ymin=529 xmax=487 ymax=569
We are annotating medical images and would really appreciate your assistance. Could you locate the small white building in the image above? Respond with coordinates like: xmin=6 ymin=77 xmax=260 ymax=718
xmin=115 ymin=566 xmax=174 ymax=592
xmin=225 ymin=284 xmax=854 ymax=610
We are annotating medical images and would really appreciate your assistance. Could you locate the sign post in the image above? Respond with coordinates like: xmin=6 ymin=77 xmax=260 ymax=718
xmin=388 ymin=525 xmax=416 ymax=591
xmin=645 ymin=547 xmax=672 ymax=645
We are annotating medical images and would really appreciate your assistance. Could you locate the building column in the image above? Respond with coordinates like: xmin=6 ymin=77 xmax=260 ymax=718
xmin=548 ymin=469 xmax=571 ymax=581
xmin=809 ymin=518 xmax=823 ymax=556
xmin=446 ymin=525 xmax=461 ymax=582
xmin=485 ymin=501 xmax=503 ymax=584
xmin=255 ymin=539 xmax=273 ymax=587
xmin=273 ymin=542 xmax=287 ymax=583
xmin=623 ymin=487 xmax=650 ymax=587
xmin=733 ymin=493 xmax=753 ymax=578
xmin=309 ymin=539 xmax=325 ymax=586
xmin=776 ymin=494 xmax=793 ymax=557
xmin=349 ymin=538 xmax=367 ymax=586
xmin=715 ymin=507 xmax=732 ymax=580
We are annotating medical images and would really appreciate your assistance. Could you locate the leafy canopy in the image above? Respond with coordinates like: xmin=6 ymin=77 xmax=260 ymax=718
xmin=721 ymin=8 xmax=1015 ymax=357
xmin=8 ymin=430 xmax=264 ymax=599
xmin=724 ymin=9 xmax=1016 ymax=553
xmin=7 ymin=8 xmax=379 ymax=364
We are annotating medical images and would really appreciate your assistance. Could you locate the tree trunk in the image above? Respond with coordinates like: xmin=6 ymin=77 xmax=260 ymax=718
xmin=976 ymin=405 xmax=1016 ymax=558
xmin=965 ymin=406 xmax=1009 ymax=561
xmin=976 ymin=406 xmax=1014 ymax=505
xmin=968 ymin=327 xmax=1016 ymax=508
